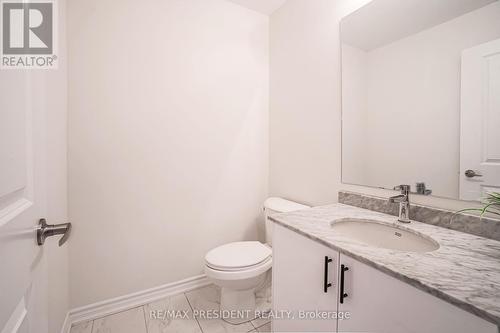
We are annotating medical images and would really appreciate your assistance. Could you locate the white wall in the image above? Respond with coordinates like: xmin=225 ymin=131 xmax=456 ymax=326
xmin=68 ymin=0 xmax=269 ymax=307
xmin=341 ymin=44 xmax=368 ymax=185
xmin=269 ymin=0 xmax=484 ymax=212
xmin=342 ymin=3 xmax=500 ymax=199
xmin=269 ymin=0 xmax=372 ymax=206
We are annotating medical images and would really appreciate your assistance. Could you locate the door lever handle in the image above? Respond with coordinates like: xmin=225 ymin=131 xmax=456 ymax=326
xmin=465 ymin=169 xmax=483 ymax=178
xmin=37 ymin=218 xmax=72 ymax=246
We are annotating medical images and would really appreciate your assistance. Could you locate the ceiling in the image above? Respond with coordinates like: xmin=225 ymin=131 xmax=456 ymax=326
xmin=341 ymin=0 xmax=498 ymax=50
xmin=226 ymin=0 xmax=287 ymax=15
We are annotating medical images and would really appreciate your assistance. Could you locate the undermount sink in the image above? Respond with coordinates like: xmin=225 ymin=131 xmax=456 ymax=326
xmin=330 ymin=218 xmax=439 ymax=253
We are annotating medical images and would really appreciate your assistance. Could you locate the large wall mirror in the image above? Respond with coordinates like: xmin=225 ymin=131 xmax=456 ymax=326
xmin=341 ymin=0 xmax=500 ymax=201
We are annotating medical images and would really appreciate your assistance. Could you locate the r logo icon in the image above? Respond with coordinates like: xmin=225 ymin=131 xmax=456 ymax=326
xmin=1 ymin=0 xmax=57 ymax=69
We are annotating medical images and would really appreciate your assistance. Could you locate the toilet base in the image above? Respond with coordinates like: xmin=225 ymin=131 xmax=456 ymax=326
xmin=220 ymin=287 xmax=257 ymax=325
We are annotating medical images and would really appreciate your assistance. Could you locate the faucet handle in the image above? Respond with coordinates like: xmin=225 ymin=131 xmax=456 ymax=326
xmin=394 ymin=185 xmax=411 ymax=194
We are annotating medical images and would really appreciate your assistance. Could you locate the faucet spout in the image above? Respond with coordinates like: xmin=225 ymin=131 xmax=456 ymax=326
xmin=389 ymin=185 xmax=411 ymax=223
xmin=388 ymin=194 xmax=405 ymax=203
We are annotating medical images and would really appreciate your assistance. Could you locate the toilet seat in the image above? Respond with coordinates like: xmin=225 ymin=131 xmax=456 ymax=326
xmin=205 ymin=241 xmax=272 ymax=281
xmin=205 ymin=241 xmax=271 ymax=271
xmin=205 ymin=256 xmax=272 ymax=281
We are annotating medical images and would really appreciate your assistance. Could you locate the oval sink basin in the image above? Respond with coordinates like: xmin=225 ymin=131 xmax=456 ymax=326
xmin=331 ymin=218 xmax=439 ymax=253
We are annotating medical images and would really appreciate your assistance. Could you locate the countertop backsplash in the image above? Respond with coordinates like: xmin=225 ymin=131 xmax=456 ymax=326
xmin=338 ymin=191 xmax=500 ymax=242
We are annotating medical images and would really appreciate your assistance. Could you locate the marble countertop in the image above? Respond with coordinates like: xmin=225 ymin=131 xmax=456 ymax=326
xmin=269 ymin=204 xmax=500 ymax=326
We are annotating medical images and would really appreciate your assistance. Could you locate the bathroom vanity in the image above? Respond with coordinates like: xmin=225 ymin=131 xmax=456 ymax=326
xmin=271 ymin=204 xmax=500 ymax=333
xmin=271 ymin=0 xmax=500 ymax=331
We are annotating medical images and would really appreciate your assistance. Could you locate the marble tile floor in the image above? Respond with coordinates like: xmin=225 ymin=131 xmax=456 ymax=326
xmin=70 ymin=278 xmax=272 ymax=333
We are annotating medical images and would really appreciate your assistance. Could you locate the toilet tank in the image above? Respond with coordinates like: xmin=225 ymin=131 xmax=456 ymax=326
xmin=263 ymin=197 xmax=310 ymax=246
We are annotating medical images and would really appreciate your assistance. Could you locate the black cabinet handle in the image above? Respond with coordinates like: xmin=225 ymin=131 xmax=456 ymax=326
xmin=324 ymin=256 xmax=333 ymax=293
xmin=340 ymin=264 xmax=349 ymax=303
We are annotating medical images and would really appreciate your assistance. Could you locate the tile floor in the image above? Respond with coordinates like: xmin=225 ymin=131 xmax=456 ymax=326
xmin=70 ymin=275 xmax=272 ymax=333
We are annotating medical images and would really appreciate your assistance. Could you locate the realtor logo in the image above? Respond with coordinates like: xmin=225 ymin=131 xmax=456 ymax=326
xmin=1 ymin=0 xmax=57 ymax=69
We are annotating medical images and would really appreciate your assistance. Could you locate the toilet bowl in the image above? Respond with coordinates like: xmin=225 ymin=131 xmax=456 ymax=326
xmin=204 ymin=198 xmax=310 ymax=324
xmin=205 ymin=241 xmax=272 ymax=324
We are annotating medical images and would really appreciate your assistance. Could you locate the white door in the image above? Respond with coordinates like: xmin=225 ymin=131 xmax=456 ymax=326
xmin=273 ymin=223 xmax=339 ymax=332
xmin=460 ymin=38 xmax=500 ymax=201
xmin=0 ymin=70 xmax=49 ymax=332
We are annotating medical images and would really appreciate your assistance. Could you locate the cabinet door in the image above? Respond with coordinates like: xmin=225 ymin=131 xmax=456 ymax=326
xmin=338 ymin=254 xmax=496 ymax=333
xmin=273 ymin=223 xmax=339 ymax=332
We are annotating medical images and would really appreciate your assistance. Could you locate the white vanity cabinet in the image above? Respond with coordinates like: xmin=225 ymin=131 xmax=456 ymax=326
xmin=338 ymin=254 xmax=497 ymax=333
xmin=272 ymin=223 xmax=498 ymax=333
xmin=272 ymin=223 xmax=339 ymax=332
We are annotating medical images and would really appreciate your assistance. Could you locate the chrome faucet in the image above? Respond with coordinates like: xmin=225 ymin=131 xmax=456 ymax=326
xmin=389 ymin=185 xmax=411 ymax=223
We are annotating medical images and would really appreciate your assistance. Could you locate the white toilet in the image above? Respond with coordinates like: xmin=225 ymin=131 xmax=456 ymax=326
xmin=204 ymin=197 xmax=310 ymax=324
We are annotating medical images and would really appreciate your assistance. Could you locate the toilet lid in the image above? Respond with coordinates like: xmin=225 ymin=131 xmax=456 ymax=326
xmin=205 ymin=241 xmax=271 ymax=270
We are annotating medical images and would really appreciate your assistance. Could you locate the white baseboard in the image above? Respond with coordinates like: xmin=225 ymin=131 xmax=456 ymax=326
xmin=62 ymin=274 xmax=210 ymax=332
